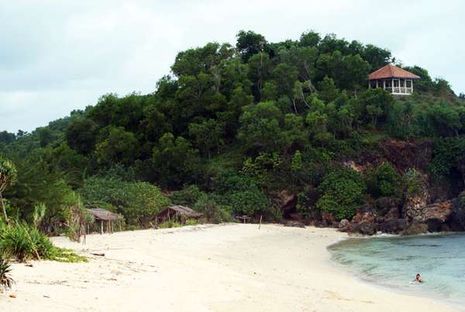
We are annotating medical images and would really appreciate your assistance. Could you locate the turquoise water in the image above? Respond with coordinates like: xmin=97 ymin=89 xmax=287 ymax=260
xmin=329 ymin=233 xmax=465 ymax=306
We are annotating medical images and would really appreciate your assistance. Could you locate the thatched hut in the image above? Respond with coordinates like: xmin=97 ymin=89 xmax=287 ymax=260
xmin=156 ymin=205 xmax=202 ymax=225
xmin=87 ymin=208 xmax=123 ymax=234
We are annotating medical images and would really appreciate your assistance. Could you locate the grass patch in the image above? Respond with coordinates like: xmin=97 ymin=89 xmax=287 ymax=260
xmin=50 ymin=248 xmax=87 ymax=263
xmin=185 ymin=219 xmax=199 ymax=226
xmin=158 ymin=220 xmax=182 ymax=229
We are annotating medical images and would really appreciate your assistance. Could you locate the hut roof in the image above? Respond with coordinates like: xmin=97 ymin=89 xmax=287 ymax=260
xmin=368 ymin=64 xmax=420 ymax=80
xmin=87 ymin=208 xmax=122 ymax=221
xmin=158 ymin=205 xmax=203 ymax=218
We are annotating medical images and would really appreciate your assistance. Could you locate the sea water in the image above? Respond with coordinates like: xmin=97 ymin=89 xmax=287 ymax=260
xmin=329 ymin=233 xmax=465 ymax=306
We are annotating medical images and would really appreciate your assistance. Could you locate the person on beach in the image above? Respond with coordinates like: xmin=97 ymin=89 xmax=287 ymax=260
xmin=414 ymin=273 xmax=423 ymax=283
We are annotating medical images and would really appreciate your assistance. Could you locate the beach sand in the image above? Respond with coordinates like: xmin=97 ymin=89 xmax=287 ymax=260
xmin=0 ymin=224 xmax=457 ymax=312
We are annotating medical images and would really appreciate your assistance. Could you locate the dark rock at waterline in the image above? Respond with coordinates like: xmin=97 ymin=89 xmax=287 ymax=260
xmin=379 ymin=218 xmax=408 ymax=233
xmin=426 ymin=219 xmax=444 ymax=232
xmin=310 ymin=195 xmax=465 ymax=235
xmin=352 ymin=211 xmax=376 ymax=224
xmin=338 ymin=219 xmax=351 ymax=232
xmin=448 ymin=197 xmax=465 ymax=231
xmin=353 ymin=221 xmax=377 ymax=235
xmin=402 ymin=222 xmax=428 ymax=235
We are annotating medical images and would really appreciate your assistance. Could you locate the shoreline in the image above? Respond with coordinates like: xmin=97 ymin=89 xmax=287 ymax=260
xmin=0 ymin=224 xmax=459 ymax=311
xmin=328 ymin=233 xmax=465 ymax=311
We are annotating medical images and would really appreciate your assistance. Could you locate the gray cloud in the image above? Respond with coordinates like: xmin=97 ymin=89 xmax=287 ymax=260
xmin=1 ymin=0 xmax=464 ymax=132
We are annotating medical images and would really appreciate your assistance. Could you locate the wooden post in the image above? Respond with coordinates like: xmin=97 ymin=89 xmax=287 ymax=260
xmin=258 ymin=215 xmax=262 ymax=230
xmin=83 ymin=221 xmax=87 ymax=245
xmin=100 ymin=220 xmax=103 ymax=235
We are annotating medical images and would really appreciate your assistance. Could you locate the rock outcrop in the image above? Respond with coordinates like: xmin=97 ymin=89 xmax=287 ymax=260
xmin=274 ymin=190 xmax=297 ymax=219
xmin=299 ymin=139 xmax=465 ymax=235
xmin=407 ymin=200 xmax=453 ymax=230
xmin=378 ymin=219 xmax=408 ymax=233
xmin=402 ymin=222 xmax=429 ymax=235
xmin=380 ymin=140 xmax=432 ymax=172
xmin=449 ymin=198 xmax=465 ymax=231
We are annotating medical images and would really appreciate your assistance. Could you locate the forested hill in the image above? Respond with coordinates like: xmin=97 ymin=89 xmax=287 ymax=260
xmin=1 ymin=30 xmax=465 ymax=233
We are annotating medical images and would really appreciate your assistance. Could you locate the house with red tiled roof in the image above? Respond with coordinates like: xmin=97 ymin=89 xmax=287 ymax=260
xmin=368 ymin=64 xmax=420 ymax=95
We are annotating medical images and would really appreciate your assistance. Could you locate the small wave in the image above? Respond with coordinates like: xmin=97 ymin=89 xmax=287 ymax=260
xmin=403 ymin=244 xmax=441 ymax=247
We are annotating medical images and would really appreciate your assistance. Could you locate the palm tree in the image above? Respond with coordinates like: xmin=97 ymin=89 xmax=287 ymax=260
xmin=0 ymin=259 xmax=14 ymax=292
xmin=0 ymin=157 xmax=17 ymax=223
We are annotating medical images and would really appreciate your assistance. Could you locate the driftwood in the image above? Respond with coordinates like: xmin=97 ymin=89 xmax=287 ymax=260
xmin=90 ymin=252 xmax=105 ymax=257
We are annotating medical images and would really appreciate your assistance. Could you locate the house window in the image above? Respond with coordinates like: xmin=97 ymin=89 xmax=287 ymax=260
xmin=370 ymin=81 xmax=377 ymax=88
xmin=393 ymin=80 xmax=400 ymax=87
xmin=400 ymin=79 xmax=405 ymax=87
xmin=406 ymin=80 xmax=412 ymax=88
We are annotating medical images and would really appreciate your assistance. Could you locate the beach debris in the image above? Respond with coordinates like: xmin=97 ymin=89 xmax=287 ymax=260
xmin=9 ymin=293 xmax=16 ymax=298
xmin=91 ymin=253 xmax=105 ymax=257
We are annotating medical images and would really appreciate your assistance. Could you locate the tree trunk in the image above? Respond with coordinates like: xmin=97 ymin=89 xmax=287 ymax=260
xmin=0 ymin=193 xmax=8 ymax=223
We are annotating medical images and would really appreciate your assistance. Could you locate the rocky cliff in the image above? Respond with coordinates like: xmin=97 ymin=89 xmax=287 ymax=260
xmin=285 ymin=139 xmax=465 ymax=235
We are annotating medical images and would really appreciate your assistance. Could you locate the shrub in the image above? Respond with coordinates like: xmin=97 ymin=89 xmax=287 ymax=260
xmin=170 ymin=185 xmax=205 ymax=206
xmin=28 ymin=226 xmax=55 ymax=259
xmin=158 ymin=220 xmax=181 ymax=229
xmin=296 ymin=187 xmax=319 ymax=219
xmin=366 ymin=162 xmax=401 ymax=198
xmin=0 ymin=223 xmax=54 ymax=261
xmin=227 ymin=190 xmax=268 ymax=216
xmin=80 ymin=177 xmax=170 ymax=226
xmin=185 ymin=219 xmax=199 ymax=226
xmin=193 ymin=194 xmax=232 ymax=223
xmin=402 ymin=168 xmax=424 ymax=198
xmin=0 ymin=223 xmax=85 ymax=263
xmin=0 ymin=224 xmax=37 ymax=261
xmin=316 ymin=168 xmax=365 ymax=220
xmin=214 ymin=172 xmax=269 ymax=217
xmin=429 ymin=137 xmax=465 ymax=180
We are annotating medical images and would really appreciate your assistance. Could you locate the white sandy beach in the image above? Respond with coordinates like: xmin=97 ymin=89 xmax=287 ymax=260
xmin=0 ymin=224 xmax=458 ymax=312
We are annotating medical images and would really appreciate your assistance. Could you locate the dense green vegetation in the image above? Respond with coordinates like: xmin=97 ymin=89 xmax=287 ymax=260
xmin=0 ymin=220 xmax=86 ymax=262
xmin=0 ymin=30 xmax=463 ymax=233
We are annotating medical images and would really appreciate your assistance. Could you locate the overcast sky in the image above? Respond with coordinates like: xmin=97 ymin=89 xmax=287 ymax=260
xmin=1 ymin=0 xmax=464 ymax=132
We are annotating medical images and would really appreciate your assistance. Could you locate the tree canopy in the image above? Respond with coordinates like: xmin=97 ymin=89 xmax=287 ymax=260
xmin=0 ymin=29 xmax=462 ymax=229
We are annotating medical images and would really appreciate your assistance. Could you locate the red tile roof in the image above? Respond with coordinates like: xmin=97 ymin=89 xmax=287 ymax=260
xmin=368 ymin=64 xmax=420 ymax=80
